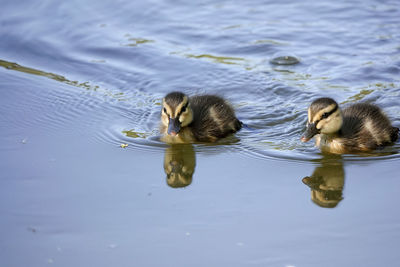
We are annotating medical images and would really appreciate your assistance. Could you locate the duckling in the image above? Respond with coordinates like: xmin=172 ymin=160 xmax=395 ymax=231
xmin=301 ymin=97 xmax=399 ymax=154
xmin=160 ymin=92 xmax=242 ymax=143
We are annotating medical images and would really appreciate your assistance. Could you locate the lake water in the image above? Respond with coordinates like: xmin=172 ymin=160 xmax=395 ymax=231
xmin=1 ymin=0 xmax=400 ymax=266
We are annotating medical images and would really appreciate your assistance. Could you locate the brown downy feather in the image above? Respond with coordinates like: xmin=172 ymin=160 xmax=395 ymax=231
xmin=189 ymin=95 xmax=242 ymax=142
xmin=340 ymin=103 xmax=398 ymax=151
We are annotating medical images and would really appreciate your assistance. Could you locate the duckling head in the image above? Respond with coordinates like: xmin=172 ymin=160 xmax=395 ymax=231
xmin=161 ymin=92 xmax=193 ymax=136
xmin=301 ymin=98 xmax=343 ymax=142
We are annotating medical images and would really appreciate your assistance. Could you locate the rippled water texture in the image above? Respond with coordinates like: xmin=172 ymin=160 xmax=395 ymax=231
xmin=1 ymin=0 xmax=400 ymax=266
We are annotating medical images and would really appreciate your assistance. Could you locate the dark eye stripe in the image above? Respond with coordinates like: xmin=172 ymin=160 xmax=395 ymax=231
xmin=178 ymin=103 xmax=188 ymax=116
xmin=163 ymin=107 xmax=169 ymax=116
xmin=325 ymin=104 xmax=338 ymax=118
xmin=315 ymin=104 xmax=338 ymax=124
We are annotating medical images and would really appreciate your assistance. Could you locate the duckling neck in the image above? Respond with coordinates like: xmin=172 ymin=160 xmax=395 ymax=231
xmin=319 ymin=132 xmax=339 ymax=141
xmin=315 ymin=131 xmax=344 ymax=154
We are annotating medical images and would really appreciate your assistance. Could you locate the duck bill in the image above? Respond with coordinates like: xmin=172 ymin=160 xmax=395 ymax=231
xmin=167 ymin=118 xmax=181 ymax=136
xmin=301 ymin=122 xmax=319 ymax=142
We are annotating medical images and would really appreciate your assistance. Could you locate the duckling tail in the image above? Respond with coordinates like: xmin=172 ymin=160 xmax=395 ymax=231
xmin=390 ymin=127 xmax=399 ymax=142
xmin=235 ymin=119 xmax=243 ymax=131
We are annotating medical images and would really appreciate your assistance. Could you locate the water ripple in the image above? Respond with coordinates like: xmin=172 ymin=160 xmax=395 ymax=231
xmin=2 ymin=0 xmax=400 ymax=163
xmin=2 ymin=58 xmax=399 ymax=163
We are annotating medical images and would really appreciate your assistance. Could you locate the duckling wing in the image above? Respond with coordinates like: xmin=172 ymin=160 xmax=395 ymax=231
xmin=342 ymin=103 xmax=397 ymax=149
xmin=189 ymin=95 xmax=242 ymax=142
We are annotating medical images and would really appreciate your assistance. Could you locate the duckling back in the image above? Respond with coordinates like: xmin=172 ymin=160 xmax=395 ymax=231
xmin=189 ymin=95 xmax=242 ymax=142
xmin=340 ymin=103 xmax=399 ymax=151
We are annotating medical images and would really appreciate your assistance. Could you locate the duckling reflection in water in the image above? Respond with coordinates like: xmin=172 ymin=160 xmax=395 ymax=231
xmin=301 ymin=97 xmax=399 ymax=154
xmin=160 ymin=92 xmax=242 ymax=143
xmin=302 ymin=157 xmax=344 ymax=208
xmin=164 ymin=144 xmax=196 ymax=188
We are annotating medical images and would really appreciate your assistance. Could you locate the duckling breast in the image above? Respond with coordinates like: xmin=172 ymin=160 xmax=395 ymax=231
xmin=317 ymin=135 xmax=347 ymax=154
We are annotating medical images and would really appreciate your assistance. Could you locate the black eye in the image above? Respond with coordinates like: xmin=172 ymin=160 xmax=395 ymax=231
xmin=181 ymin=106 xmax=186 ymax=113
xmin=322 ymin=112 xmax=329 ymax=119
xmin=163 ymin=107 xmax=167 ymax=113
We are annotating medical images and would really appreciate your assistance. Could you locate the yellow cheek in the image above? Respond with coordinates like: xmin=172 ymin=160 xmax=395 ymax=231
xmin=180 ymin=111 xmax=191 ymax=122
xmin=162 ymin=114 xmax=169 ymax=125
xmin=316 ymin=121 xmax=324 ymax=130
xmin=179 ymin=114 xmax=185 ymax=123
